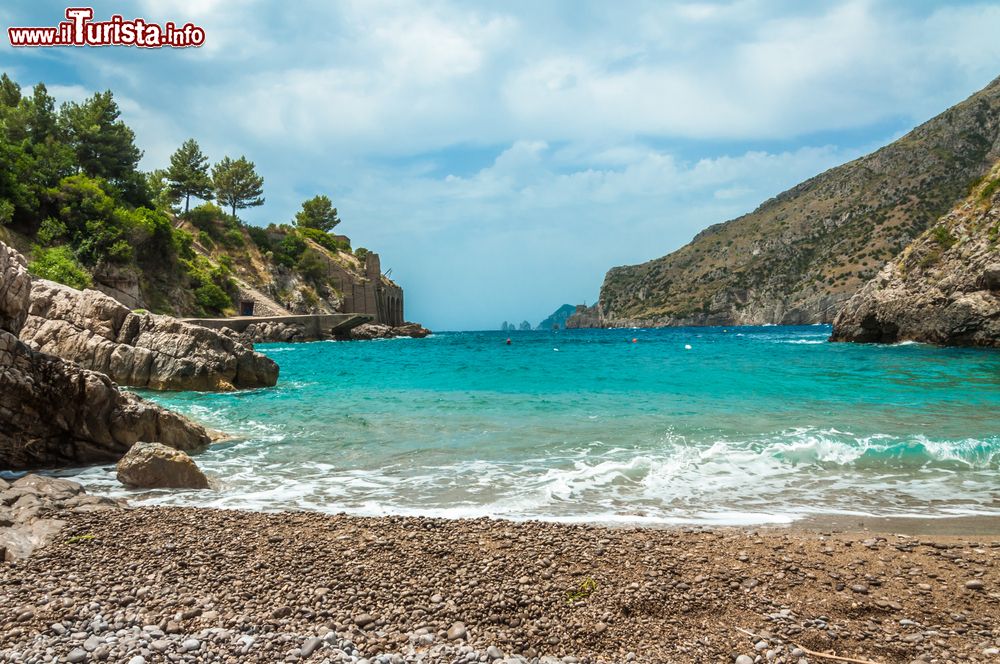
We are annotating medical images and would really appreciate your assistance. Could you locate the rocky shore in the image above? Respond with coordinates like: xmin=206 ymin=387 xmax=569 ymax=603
xmin=21 ymin=278 xmax=278 ymax=391
xmin=1 ymin=242 xmax=212 ymax=470
xmin=1 ymin=507 xmax=997 ymax=664
xmin=831 ymin=163 xmax=1000 ymax=347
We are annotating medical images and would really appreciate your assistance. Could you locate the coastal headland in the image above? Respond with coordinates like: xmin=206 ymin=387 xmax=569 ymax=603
xmin=2 ymin=507 xmax=998 ymax=663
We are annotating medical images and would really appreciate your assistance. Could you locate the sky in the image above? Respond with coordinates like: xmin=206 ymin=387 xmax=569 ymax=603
xmin=2 ymin=1 xmax=999 ymax=330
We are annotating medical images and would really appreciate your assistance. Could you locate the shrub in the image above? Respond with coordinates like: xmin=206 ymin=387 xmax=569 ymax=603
xmin=36 ymin=217 xmax=67 ymax=245
xmin=195 ymin=281 xmax=231 ymax=313
xmin=273 ymin=232 xmax=306 ymax=267
xmin=0 ymin=199 xmax=13 ymax=225
xmin=354 ymin=246 xmax=370 ymax=262
xmin=185 ymin=202 xmax=224 ymax=233
xmin=222 ymin=227 xmax=244 ymax=249
xmin=46 ymin=175 xmax=125 ymax=265
xmin=297 ymin=247 xmax=328 ymax=282
xmin=931 ymin=226 xmax=957 ymax=249
xmin=246 ymin=225 xmax=271 ymax=252
xmin=29 ymin=245 xmax=91 ymax=289
xmin=197 ymin=231 xmax=215 ymax=250
xmin=122 ymin=207 xmax=174 ymax=263
xmin=298 ymin=226 xmax=347 ymax=253
xmin=171 ymin=228 xmax=195 ymax=259
xmin=980 ymin=176 xmax=1000 ymax=204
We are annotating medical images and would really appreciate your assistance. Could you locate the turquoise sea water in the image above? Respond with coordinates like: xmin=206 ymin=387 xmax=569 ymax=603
xmin=76 ymin=326 xmax=1000 ymax=525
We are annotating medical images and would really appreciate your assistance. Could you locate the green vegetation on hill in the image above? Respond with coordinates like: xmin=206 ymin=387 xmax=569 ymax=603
xmin=588 ymin=75 xmax=1000 ymax=327
xmin=0 ymin=73 xmax=382 ymax=318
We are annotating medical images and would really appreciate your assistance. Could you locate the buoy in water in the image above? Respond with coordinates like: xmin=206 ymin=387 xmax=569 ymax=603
xmin=684 ymin=344 xmax=692 ymax=350
xmin=505 ymin=338 xmax=511 ymax=345
xmin=631 ymin=338 xmax=638 ymax=343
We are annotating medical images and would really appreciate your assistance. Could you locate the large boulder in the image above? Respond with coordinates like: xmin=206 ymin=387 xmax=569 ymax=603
xmin=0 ymin=329 xmax=211 ymax=469
xmin=20 ymin=279 xmax=278 ymax=390
xmin=116 ymin=442 xmax=210 ymax=489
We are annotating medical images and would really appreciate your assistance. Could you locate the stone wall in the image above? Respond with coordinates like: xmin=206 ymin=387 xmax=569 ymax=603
xmin=336 ymin=253 xmax=404 ymax=327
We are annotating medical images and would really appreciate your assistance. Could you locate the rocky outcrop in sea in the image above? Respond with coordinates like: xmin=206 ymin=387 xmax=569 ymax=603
xmin=348 ymin=322 xmax=432 ymax=340
xmin=831 ymin=164 xmax=1000 ymax=347
xmin=20 ymin=279 xmax=278 ymax=391
xmin=1 ymin=241 xmax=212 ymax=469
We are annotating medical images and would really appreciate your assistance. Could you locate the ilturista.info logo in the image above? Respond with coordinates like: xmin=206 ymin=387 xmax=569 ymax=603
xmin=7 ymin=7 xmax=205 ymax=48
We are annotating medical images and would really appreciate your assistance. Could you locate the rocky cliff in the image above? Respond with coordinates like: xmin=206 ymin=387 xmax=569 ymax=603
xmin=0 ymin=241 xmax=211 ymax=469
xmin=20 ymin=279 xmax=277 ymax=391
xmin=76 ymin=210 xmax=406 ymax=326
xmin=830 ymin=162 xmax=1000 ymax=346
xmin=537 ymin=304 xmax=577 ymax=330
xmin=582 ymin=75 xmax=1000 ymax=328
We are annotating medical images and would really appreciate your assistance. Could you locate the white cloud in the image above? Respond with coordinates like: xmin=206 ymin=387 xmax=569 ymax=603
xmin=4 ymin=0 xmax=1000 ymax=328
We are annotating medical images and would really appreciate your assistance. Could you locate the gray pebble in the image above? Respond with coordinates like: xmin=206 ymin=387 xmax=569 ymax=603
xmin=447 ymin=622 xmax=467 ymax=641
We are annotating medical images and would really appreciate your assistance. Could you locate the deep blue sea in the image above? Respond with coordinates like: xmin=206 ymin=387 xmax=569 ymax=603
xmin=75 ymin=326 xmax=1000 ymax=525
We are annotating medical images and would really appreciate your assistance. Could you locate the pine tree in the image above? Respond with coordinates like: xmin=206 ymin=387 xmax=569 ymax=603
xmin=294 ymin=194 xmax=340 ymax=232
xmin=60 ymin=90 xmax=142 ymax=182
xmin=211 ymin=156 xmax=264 ymax=219
xmin=167 ymin=139 xmax=213 ymax=213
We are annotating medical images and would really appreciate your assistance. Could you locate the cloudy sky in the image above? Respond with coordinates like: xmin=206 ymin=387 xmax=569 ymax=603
xmin=2 ymin=1 xmax=999 ymax=330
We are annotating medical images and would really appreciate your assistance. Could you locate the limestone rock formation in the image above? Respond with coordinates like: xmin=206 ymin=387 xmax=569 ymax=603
xmin=348 ymin=322 xmax=431 ymax=340
xmin=0 ymin=241 xmax=31 ymax=334
xmin=584 ymin=75 xmax=1000 ymax=327
xmin=242 ymin=320 xmax=306 ymax=344
xmin=0 ymin=474 xmax=122 ymax=561
xmin=831 ymin=165 xmax=1000 ymax=347
xmin=116 ymin=442 xmax=211 ymax=489
xmin=1 ymin=241 xmax=212 ymax=470
xmin=20 ymin=279 xmax=278 ymax=391
xmin=1 ymin=332 xmax=213 ymax=468
xmin=565 ymin=304 xmax=603 ymax=329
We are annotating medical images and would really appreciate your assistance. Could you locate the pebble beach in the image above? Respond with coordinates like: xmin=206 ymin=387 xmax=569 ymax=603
xmin=2 ymin=507 xmax=998 ymax=664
